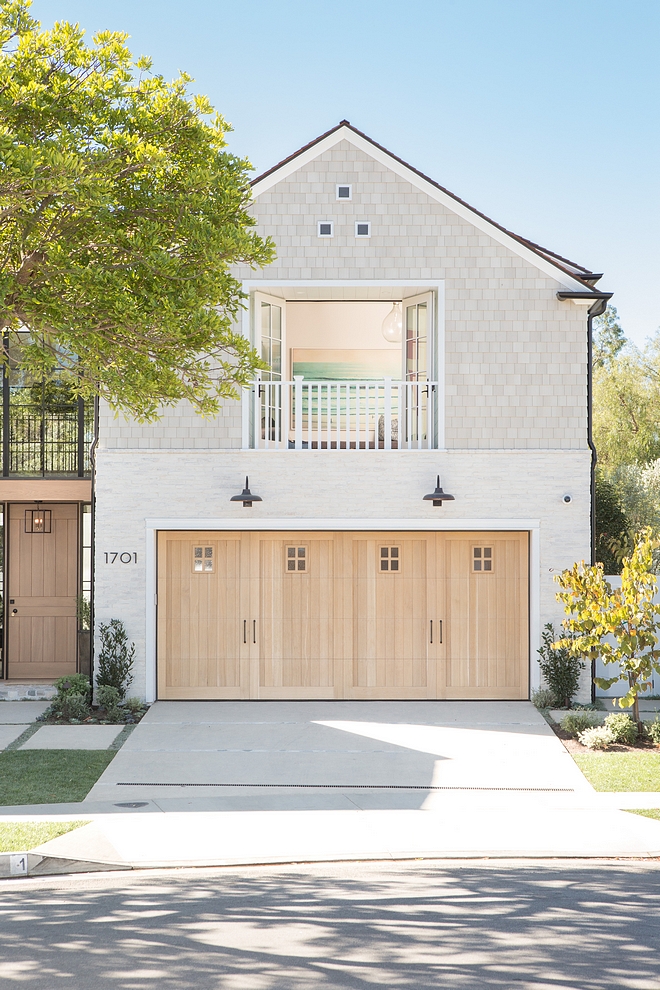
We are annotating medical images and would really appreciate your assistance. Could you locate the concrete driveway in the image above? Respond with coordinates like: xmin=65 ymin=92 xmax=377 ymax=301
xmin=85 ymin=700 xmax=591 ymax=811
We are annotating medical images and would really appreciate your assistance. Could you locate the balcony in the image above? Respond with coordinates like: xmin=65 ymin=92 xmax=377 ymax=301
xmin=242 ymin=378 xmax=439 ymax=450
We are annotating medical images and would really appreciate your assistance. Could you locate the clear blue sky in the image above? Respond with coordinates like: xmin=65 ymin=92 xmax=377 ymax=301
xmin=33 ymin=0 xmax=659 ymax=346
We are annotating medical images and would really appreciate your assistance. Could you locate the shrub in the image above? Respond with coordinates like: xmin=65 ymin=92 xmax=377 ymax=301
xmin=96 ymin=684 xmax=121 ymax=712
xmin=560 ymin=712 xmax=598 ymax=737
xmin=645 ymin=718 xmax=660 ymax=744
xmin=55 ymin=674 xmax=91 ymax=700
xmin=537 ymin=623 xmax=585 ymax=709
xmin=579 ymin=726 xmax=615 ymax=750
xmin=124 ymin=697 xmax=144 ymax=714
xmin=96 ymin=620 xmax=135 ymax=700
xmin=531 ymin=687 xmax=556 ymax=709
xmin=604 ymin=712 xmax=638 ymax=745
xmin=59 ymin=693 xmax=90 ymax=721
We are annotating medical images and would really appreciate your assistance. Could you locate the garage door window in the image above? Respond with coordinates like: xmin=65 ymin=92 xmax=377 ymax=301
xmin=473 ymin=546 xmax=492 ymax=572
xmin=193 ymin=546 xmax=214 ymax=572
xmin=287 ymin=546 xmax=307 ymax=571
xmin=380 ymin=546 xmax=400 ymax=571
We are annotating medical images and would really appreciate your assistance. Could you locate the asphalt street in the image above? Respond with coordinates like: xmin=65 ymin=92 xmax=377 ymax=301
xmin=0 ymin=860 xmax=659 ymax=988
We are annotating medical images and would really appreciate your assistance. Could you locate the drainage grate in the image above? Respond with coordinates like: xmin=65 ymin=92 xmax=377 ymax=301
xmin=116 ymin=783 xmax=574 ymax=792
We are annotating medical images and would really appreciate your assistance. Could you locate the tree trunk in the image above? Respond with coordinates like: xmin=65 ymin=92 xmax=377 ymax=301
xmin=630 ymin=674 xmax=643 ymax=736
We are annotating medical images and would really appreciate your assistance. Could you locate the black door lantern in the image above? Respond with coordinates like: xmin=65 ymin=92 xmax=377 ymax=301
xmin=423 ymin=476 xmax=455 ymax=507
xmin=230 ymin=477 xmax=262 ymax=508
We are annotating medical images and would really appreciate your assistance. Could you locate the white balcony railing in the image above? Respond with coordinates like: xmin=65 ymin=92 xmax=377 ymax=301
xmin=242 ymin=378 xmax=438 ymax=450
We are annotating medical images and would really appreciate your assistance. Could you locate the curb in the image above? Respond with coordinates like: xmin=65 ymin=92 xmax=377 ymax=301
xmin=0 ymin=851 xmax=130 ymax=878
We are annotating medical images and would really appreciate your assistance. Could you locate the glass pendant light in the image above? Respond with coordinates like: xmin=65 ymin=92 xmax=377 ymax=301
xmin=381 ymin=302 xmax=403 ymax=343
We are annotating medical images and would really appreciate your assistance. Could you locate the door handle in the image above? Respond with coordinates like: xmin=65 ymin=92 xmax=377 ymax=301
xmin=430 ymin=619 xmax=432 ymax=644
xmin=243 ymin=619 xmax=247 ymax=644
xmin=438 ymin=620 xmax=442 ymax=644
xmin=11 ymin=609 xmax=17 ymax=615
xmin=253 ymin=620 xmax=256 ymax=644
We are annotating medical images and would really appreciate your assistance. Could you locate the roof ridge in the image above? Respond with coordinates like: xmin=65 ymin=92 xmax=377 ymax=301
xmin=251 ymin=121 xmax=597 ymax=287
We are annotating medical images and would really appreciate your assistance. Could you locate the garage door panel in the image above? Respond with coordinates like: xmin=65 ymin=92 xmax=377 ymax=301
xmin=157 ymin=533 xmax=244 ymax=698
xmin=259 ymin=537 xmax=335 ymax=691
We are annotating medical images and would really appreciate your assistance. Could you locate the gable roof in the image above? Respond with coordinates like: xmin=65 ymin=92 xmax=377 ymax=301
xmin=251 ymin=121 xmax=604 ymax=294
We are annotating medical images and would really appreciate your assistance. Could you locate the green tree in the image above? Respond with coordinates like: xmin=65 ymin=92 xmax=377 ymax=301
xmin=593 ymin=305 xmax=625 ymax=369
xmin=554 ymin=530 xmax=660 ymax=731
xmin=594 ymin=472 xmax=629 ymax=573
xmin=0 ymin=1 xmax=274 ymax=420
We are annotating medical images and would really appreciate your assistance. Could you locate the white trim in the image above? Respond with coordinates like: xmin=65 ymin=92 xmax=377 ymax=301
xmin=355 ymin=221 xmax=371 ymax=237
xmin=336 ymin=184 xmax=352 ymax=201
xmin=145 ymin=516 xmax=540 ymax=703
xmin=317 ymin=221 xmax=334 ymax=237
xmin=251 ymin=125 xmax=591 ymax=292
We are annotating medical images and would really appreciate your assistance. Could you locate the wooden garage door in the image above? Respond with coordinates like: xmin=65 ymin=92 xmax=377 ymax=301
xmin=157 ymin=530 xmax=528 ymax=700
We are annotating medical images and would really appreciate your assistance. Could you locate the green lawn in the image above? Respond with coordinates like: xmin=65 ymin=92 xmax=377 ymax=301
xmin=628 ymin=809 xmax=660 ymax=821
xmin=0 ymin=751 xmax=115 ymax=806
xmin=0 ymin=820 xmax=89 ymax=851
xmin=573 ymin=752 xmax=660 ymax=791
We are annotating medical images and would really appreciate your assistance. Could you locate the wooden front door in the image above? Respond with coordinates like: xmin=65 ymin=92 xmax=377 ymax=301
xmin=7 ymin=503 xmax=79 ymax=679
xmin=157 ymin=529 xmax=529 ymax=700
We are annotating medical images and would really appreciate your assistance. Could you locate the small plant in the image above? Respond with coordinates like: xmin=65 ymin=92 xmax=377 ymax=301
xmin=604 ymin=712 xmax=638 ymax=745
xmin=55 ymin=674 xmax=91 ymax=700
xmin=560 ymin=712 xmax=598 ymax=737
xmin=645 ymin=718 xmax=660 ymax=744
xmin=96 ymin=620 xmax=135 ymax=700
xmin=531 ymin=687 xmax=556 ymax=709
xmin=579 ymin=726 xmax=615 ymax=750
xmin=96 ymin=684 xmax=121 ymax=711
xmin=59 ymin=693 xmax=90 ymax=721
xmin=76 ymin=595 xmax=91 ymax=632
xmin=537 ymin=623 xmax=585 ymax=709
xmin=124 ymin=697 xmax=144 ymax=714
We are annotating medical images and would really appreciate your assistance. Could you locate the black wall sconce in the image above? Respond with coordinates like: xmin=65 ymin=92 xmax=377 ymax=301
xmin=423 ymin=476 xmax=455 ymax=507
xmin=230 ymin=476 xmax=262 ymax=508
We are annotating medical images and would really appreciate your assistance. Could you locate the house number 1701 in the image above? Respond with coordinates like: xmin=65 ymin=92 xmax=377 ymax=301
xmin=104 ymin=552 xmax=138 ymax=564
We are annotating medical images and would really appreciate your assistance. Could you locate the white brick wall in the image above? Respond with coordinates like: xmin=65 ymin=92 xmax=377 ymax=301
xmin=94 ymin=447 xmax=591 ymax=702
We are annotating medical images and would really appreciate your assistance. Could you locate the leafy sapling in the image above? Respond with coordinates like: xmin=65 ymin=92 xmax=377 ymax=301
xmin=96 ymin=620 xmax=135 ymax=700
xmin=537 ymin=623 xmax=585 ymax=709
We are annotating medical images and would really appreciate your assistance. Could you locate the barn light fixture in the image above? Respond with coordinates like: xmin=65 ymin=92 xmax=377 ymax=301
xmin=230 ymin=476 xmax=262 ymax=508
xmin=423 ymin=476 xmax=455 ymax=507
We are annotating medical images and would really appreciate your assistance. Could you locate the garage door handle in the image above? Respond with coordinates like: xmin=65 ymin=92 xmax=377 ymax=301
xmin=243 ymin=619 xmax=247 ymax=644
xmin=253 ymin=620 xmax=256 ymax=644
xmin=430 ymin=620 xmax=432 ymax=644
xmin=438 ymin=620 xmax=442 ymax=644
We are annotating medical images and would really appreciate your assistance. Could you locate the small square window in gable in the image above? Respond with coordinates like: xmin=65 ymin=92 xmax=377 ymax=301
xmin=336 ymin=184 xmax=352 ymax=200
xmin=473 ymin=546 xmax=493 ymax=572
xmin=355 ymin=222 xmax=371 ymax=237
xmin=286 ymin=546 xmax=307 ymax=572
xmin=317 ymin=221 xmax=334 ymax=237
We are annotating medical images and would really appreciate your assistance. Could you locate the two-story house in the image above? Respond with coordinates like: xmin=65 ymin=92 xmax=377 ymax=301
xmin=1 ymin=122 xmax=611 ymax=702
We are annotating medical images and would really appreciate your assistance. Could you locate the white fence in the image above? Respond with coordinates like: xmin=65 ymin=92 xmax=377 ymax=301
xmin=242 ymin=378 xmax=439 ymax=450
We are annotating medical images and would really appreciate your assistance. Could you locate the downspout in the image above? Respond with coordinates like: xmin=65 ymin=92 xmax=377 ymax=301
xmin=587 ymin=298 xmax=608 ymax=702
xmin=557 ymin=290 xmax=612 ymax=704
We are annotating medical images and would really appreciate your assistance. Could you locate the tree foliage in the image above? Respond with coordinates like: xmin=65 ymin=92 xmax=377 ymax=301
xmin=0 ymin=0 xmax=274 ymax=419
xmin=554 ymin=530 xmax=660 ymax=729
xmin=594 ymin=473 xmax=629 ymax=573
xmin=593 ymin=305 xmax=625 ymax=369
xmin=593 ymin=334 xmax=660 ymax=471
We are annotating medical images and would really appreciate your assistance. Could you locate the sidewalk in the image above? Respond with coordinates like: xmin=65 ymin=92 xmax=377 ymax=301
xmin=1 ymin=700 xmax=659 ymax=873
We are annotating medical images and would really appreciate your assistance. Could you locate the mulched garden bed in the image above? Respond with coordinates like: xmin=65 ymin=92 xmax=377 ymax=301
xmin=550 ymin=722 xmax=659 ymax=755
xmin=37 ymin=706 xmax=147 ymax=726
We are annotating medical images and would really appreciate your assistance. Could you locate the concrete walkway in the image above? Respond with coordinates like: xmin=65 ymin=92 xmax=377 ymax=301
xmin=65 ymin=699 xmax=660 ymax=863
xmin=0 ymin=700 xmax=658 ymax=869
